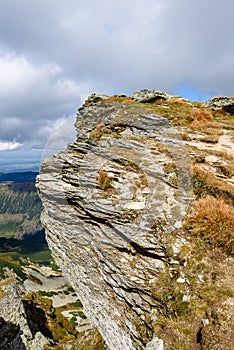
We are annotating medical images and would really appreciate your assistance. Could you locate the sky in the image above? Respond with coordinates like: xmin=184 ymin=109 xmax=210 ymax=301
xmin=0 ymin=0 xmax=234 ymax=167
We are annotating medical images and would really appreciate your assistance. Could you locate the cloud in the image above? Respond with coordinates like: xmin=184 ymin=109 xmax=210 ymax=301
xmin=0 ymin=140 xmax=22 ymax=151
xmin=0 ymin=0 xmax=234 ymax=151
xmin=0 ymin=54 xmax=93 ymax=148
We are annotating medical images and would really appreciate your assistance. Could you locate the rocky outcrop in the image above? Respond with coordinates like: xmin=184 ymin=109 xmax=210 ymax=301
xmin=38 ymin=91 xmax=234 ymax=350
xmin=38 ymin=94 xmax=194 ymax=350
xmin=0 ymin=276 xmax=49 ymax=350
xmin=81 ymin=93 xmax=110 ymax=108
xmin=204 ymin=95 xmax=234 ymax=114
xmin=132 ymin=89 xmax=175 ymax=103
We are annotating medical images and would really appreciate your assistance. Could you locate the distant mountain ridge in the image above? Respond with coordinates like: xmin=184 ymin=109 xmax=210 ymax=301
xmin=0 ymin=171 xmax=38 ymax=183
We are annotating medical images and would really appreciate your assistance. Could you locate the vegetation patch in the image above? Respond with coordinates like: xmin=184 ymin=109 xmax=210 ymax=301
xmin=0 ymin=180 xmax=42 ymax=238
xmin=0 ymin=277 xmax=13 ymax=299
xmin=192 ymin=165 xmax=234 ymax=201
xmin=151 ymin=233 xmax=234 ymax=349
xmin=23 ymin=292 xmax=77 ymax=343
xmin=184 ymin=195 xmax=234 ymax=254
xmin=190 ymin=108 xmax=213 ymax=129
xmin=0 ymin=255 xmax=26 ymax=280
xmin=96 ymin=169 xmax=117 ymax=197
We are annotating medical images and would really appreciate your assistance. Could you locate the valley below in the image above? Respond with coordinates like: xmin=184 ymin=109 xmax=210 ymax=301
xmin=0 ymin=171 xmax=106 ymax=349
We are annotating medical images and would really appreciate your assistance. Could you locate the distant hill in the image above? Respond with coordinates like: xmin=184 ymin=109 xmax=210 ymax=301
xmin=0 ymin=171 xmax=38 ymax=183
xmin=0 ymin=172 xmax=42 ymax=239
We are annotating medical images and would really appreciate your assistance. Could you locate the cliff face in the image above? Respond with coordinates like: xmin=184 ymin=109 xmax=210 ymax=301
xmin=38 ymin=91 xmax=234 ymax=350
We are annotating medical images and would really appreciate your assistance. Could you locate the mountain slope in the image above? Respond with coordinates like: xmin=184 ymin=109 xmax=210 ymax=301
xmin=0 ymin=173 xmax=42 ymax=238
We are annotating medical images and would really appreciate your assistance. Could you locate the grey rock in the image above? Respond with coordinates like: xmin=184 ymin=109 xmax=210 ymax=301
xmin=0 ymin=276 xmax=50 ymax=350
xmin=204 ymin=96 xmax=234 ymax=114
xmin=30 ymin=332 xmax=50 ymax=350
xmin=132 ymin=89 xmax=174 ymax=103
xmin=38 ymin=97 xmax=193 ymax=350
xmin=146 ymin=336 xmax=164 ymax=350
xmin=79 ymin=93 xmax=109 ymax=110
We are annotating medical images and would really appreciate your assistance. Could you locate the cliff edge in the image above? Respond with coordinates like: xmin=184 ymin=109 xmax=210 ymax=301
xmin=38 ymin=90 xmax=234 ymax=350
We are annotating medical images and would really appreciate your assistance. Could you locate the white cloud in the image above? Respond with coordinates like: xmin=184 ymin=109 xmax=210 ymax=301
xmin=0 ymin=0 xmax=234 ymax=151
xmin=0 ymin=54 xmax=80 ymax=99
xmin=0 ymin=55 xmax=43 ymax=90
xmin=0 ymin=54 xmax=94 ymax=148
xmin=0 ymin=140 xmax=22 ymax=151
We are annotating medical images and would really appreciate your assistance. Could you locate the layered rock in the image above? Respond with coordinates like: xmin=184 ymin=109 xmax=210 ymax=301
xmin=204 ymin=95 xmax=234 ymax=114
xmin=38 ymin=95 xmax=194 ymax=349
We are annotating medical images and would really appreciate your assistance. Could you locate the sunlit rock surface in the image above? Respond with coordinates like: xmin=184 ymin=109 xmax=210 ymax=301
xmin=38 ymin=91 xmax=234 ymax=349
xmin=38 ymin=93 xmax=193 ymax=350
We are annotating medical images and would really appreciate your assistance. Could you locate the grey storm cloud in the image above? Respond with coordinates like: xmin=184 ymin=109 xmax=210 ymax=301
xmin=0 ymin=0 xmax=234 ymax=149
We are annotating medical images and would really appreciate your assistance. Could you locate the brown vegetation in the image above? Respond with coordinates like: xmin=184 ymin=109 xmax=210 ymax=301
xmin=167 ymin=98 xmax=188 ymax=105
xmin=0 ymin=277 xmax=13 ymax=299
xmin=192 ymin=165 xmax=234 ymax=200
xmin=185 ymin=195 xmax=234 ymax=254
xmin=96 ymin=169 xmax=116 ymax=197
xmin=89 ymin=124 xmax=107 ymax=141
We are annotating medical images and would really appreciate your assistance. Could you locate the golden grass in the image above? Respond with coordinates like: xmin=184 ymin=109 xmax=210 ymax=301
xmin=192 ymin=108 xmax=212 ymax=121
xmin=102 ymin=96 xmax=134 ymax=104
xmin=193 ymin=165 xmax=234 ymax=197
xmin=185 ymin=195 xmax=234 ymax=254
xmin=199 ymin=134 xmax=219 ymax=143
xmin=0 ymin=277 xmax=13 ymax=287
xmin=89 ymin=124 xmax=106 ymax=141
xmin=96 ymin=169 xmax=116 ymax=197
xmin=167 ymin=98 xmax=188 ymax=105
xmin=190 ymin=108 xmax=214 ymax=129
xmin=0 ymin=277 xmax=13 ymax=299
xmin=97 ymin=169 xmax=112 ymax=190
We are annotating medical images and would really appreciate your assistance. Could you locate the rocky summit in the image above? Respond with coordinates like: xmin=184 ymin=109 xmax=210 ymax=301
xmin=38 ymin=90 xmax=234 ymax=350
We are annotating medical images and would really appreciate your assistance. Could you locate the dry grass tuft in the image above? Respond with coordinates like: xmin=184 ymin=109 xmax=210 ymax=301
xmin=199 ymin=134 xmax=219 ymax=143
xmin=192 ymin=108 xmax=212 ymax=121
xmin=97 ymin=169 xmax=112 ymax=191
xmin=190 ymin=108 xmax=213 ymax=129
xmin=185 ymin=195 xmax=234 ymax=254
xmin=192 ymin=165 xmax=234 ymax=199
xmin=213 ymin=108 xmax=229 ymax=118
xmin=168 ymin=98 xmax=188 ymax=105
xmin=0 ymin=277 xmax=14 ymax=287
xmin=122 ymin=99 xmax=135 ymax=104
xmin=103 ymin=96 xmax=134 ymax=104
xmin=89 ymin=124 xmax=106 ymax=141
xmin=96 ymin=169 xmax=116 ymax=197
xmin=0 ymin=277 xmax=13 ymax=299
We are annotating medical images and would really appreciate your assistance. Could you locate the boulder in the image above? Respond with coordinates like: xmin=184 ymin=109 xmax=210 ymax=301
xmin=132 ymin=89 xmax=174 ymax=103
xmin=204 ymin=96 xmax=234 ymax=114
